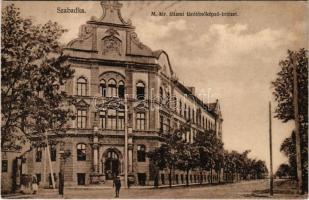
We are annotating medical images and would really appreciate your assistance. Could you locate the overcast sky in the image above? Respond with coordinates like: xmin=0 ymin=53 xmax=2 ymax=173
xmin=3 ymin=1 xmax=307 ymax=171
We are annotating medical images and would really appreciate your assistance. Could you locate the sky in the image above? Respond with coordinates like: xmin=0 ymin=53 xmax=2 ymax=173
xmin=2 ymin=1 xmax=307 ymax=171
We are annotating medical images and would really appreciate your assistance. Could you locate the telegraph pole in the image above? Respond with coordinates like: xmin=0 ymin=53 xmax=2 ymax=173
xmin=269 ymin=102 xmax=273 ymax=196
xmin=291 ymin=52 xmax=303 ymax=194
xmin=124 ymin=92 xmax=128 ymax=188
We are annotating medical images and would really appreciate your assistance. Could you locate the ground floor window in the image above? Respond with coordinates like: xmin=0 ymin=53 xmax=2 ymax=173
xmin=138 ymin=173 xmax=146 ymax=186
xmin=181 ymin=174 xmax=184 ymax=184
xmin=2 ymin=160 xmax=8 ymax=172
xmin=36 ymin=174 xmax=41 ymax=185
xmin=190 ymin=175 xmax=192 ymax=183
xmin=161 ymin=174 xmax=165 ymax=185
xmin=77 ymin=173 xmax=86 ymax=185
xmin=175 ymin=174 xmax=179 ymax=184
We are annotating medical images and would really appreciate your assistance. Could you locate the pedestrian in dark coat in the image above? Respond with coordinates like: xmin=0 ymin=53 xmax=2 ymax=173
xmin=113 ymin=176 xmax=121 ymax=198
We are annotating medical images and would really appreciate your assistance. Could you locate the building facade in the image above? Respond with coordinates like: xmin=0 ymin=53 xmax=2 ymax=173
xmin=4 ymin=1 xmax=223 ymax=189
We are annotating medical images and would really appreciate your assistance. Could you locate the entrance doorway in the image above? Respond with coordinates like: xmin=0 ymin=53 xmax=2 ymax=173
xmin=104 ymin=151 xmax=120 ymax=180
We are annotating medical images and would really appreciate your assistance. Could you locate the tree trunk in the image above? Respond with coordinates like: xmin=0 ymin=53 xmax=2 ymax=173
xmin=186 ymin=168 xmax=189 ymax=186
xmin=210 ymin=167 xmax=213 ymax=184
xmin=169 ymin=167 xmax=172 ymax=188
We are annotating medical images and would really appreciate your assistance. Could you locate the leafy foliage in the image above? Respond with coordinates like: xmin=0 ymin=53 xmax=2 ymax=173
xmin=272 ymin=49 xmax=308 ymax=191
xmin=1 ymin=4 xmax=75 ymax=149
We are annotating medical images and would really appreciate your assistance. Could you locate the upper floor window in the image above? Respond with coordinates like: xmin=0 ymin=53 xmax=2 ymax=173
xmin=100 ymin=111 xmax=106 ymax=129
xmin=179 ymin=100 xmax=182 ymax=116
xmin=184 ymin=104 xmax=187 ymax=119
xmin=77 ymin=143 xmax=86 ymax=161
xmin=77 ymin=77 xmax=87 ymax=96
xmin=192 ymin=109 xmax=195 ymax=123
xmin=108 ymin=79 xmax=117 ymax=97
xmin=136 ymin=112 xmax=146 ymax=130
xmin=118 ymin=111 xmax=125 ymax=130
xmin=160 ymin=115 xmax=164 ymax=133
xmin=36 ymin=147 xmax=43 ymax=162
xmin=188 ymin=107 xmax=191 ymax=121
xmin=136 ymin=82 xmax=145 ymax=100
xmin=166 ymin=91 xmax=170 ymax=107
xmin=50 ymin=144 xmax=57 ymax=161
xmin=137 ymin=145 xmax=146 ymax=162
xmin=118 ymin=81 xmax=125 ymax=98
xmin=77 ymin=110 xmax=87 ymax=128
xmin=107 ymin=109 xmax=117 ymax=129
xmin=159 ymin=87 xmax=163 ymax=104
xmin=99 ymin=80 xmax=107 ymax=97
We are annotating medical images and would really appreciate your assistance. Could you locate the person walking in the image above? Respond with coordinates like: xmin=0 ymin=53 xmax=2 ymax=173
xmin=113 ymin=176 xmax=121 ymax=198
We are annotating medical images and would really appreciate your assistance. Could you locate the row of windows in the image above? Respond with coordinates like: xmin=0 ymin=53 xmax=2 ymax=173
xmin=178 ymin=100 xmax=215 ymax=130
xmin=77 ymin=77 xmax=146 ymax=99
xmin=35 ymin=144 xmax=147 ymax=162
xmin=35 ymin=145 xmax=57 ymax=162
xmin=76 ymin=109 xmax=146 ymax=130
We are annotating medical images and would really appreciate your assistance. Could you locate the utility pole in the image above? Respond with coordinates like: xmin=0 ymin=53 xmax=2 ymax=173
xmin=291 ymin=52 xmax=303 ymax=194
xmin=269 ymin=102 xmax=273 ymax=196
xmin=124 ymin=92 xmax=128 ymax=188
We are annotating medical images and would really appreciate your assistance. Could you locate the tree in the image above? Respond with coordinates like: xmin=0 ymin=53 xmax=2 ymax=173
xmin=272 ymin=49 xmax=308 ymax=192
xmin=276 ymin=164 xmax=292 ymax=179
xmin=1 ymin=4 xmax=75 ymax=149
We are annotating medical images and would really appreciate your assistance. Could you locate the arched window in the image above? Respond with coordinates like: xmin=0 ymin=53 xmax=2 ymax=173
xmin=108 ymin=79 xmax=117 ymax=97
xmin=77 ymin=143 xmax=86 ymax=161
xmin=118 ymin=81 xmax=125 ymax=98
xmin=136 ymin=82 xmax=145 ymax=100
xmin=137 ymin=145 xmax=146 ymax=162
xmin=99 ymin=80 xmax=107 ymax=97
xmin=77 ymin=77 xmax=87 ymax=96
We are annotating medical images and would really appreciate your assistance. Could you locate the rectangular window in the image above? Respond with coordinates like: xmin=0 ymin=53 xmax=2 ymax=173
xmin=50 ymin=145 xmax=57 ymax=161
xmin=137 ymin=145 xmax=146 ymax=162
xmin=100 ymin=111 xmax=106 ymax=129
xmin=36 ymin=147 xmax=43 ymax=162
xmin=2 ymin=160 xmax=8 ymax=172
xmin=77 ymin=173 xmax=86 ymax=185
xmin=137 ymin=173 xmax=146 ymax=186
xmin=77 ymin=110 xmax=87 ymax=128
xmin=117 ymin=111 xmax=125 ymax=130
xmin=36 ymin=174 xmax=41 ymax=185
xmin=160 ymin=116 xmax=164 ymax=133
xmin=107 ymin=110 xmax=117 ymax=130
xmin=175 ymin=174 xmax=179 ymax=184
xmin=136 ymin=112 xmax=145 ymax=130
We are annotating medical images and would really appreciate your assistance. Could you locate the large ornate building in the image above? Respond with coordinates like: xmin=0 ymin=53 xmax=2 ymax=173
xmin=3 ymin=1 xmax=223 ymax=190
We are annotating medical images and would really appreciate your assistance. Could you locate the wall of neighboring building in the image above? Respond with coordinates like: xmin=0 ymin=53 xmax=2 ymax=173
xmin=1 ymin=151 xmax=21 ymax=194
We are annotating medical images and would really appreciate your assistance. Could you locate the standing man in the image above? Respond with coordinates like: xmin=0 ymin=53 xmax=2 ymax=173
xmin=113 ymin=176 xmax=121 ymax=198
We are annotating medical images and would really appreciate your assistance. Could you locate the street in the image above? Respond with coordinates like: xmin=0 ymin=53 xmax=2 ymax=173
xmin=5 ymin=179 xmax=306 ymax=199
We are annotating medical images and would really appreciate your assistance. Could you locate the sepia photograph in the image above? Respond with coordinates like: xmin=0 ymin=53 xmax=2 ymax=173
xmin=1 ymin=0 xmax=308 ymax=199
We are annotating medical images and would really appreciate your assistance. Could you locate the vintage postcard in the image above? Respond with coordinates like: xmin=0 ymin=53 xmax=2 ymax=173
xmin=1 ymin=0 xmax=308 ymax=199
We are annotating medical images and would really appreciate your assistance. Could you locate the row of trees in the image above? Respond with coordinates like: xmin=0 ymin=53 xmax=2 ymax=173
xmin=148 ymin=125 xmax=268 ymax=188
xmin=272 ymin=49 xmax=308 ymax=192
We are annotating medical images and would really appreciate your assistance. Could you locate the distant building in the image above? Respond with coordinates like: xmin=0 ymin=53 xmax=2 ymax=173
xmin=2 ymin=1 xmax=223 ymax=189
